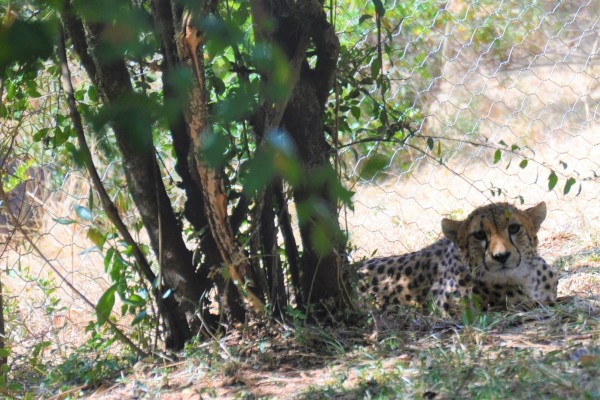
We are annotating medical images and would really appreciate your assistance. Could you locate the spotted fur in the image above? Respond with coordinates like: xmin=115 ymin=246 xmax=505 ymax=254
xmin=358 ymin=202 xmax=558 ymax=313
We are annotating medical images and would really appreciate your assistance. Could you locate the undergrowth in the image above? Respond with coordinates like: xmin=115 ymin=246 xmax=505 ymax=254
xmin=10 ymin=264 xmax=600 ymax=399
xmin=300 ymin=300 xmax=600 ymax=400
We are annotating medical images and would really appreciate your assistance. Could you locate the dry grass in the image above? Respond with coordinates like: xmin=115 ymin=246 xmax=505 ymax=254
xmin=17 ymin=187 xmax=598 ymax=399
xmin=63 ymin=292 xmax=599 ymax=399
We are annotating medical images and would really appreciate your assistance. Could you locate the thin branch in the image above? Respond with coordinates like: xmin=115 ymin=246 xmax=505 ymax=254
xmin=340 ymin=132 xmax=582 ymax=181
xmin=273 ymin=180 xmax=301 ymax=305
xmin=57 ymin=25 xmax=157 ymax=284
xmin=0 ymin=183 xmax=148 ymax=358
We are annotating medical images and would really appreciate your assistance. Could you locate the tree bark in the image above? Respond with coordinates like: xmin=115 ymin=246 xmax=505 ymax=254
xmin=178 ymin=11 xmax=266 ymax=316
xmin=273 ymin=180 xmax=302 ymax=305
xmin=151 ymin=0 xmax=241 ymax=327
xmin=260 ymin=185 xmax=287 ymax=318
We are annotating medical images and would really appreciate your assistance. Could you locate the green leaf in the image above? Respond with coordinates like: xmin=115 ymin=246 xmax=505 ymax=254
xmin=250 ymin=44 xmax=291 ymax=103
xmin=0 ymin=19 xmax=57 ymax=77
xmin=64 ymin=142 xmax=85 ymax=168
xmin=123 ymin=294 xmax=145 ymax=307
xmin=96 ymin=284 xmax=117 ymax=325
xmin=519 ymin=159 xmax=528 ymax=169
xmin=87 ymin=85 xmax=98 ymax=102
xmin=74 ymin=89 xmax=86 ymax=101
xmin=88 ymin=187 xmax=94 ymax=212
xmin=53 ymin=217 xmax=75 ymax=225
xmin=109 ymin=252 xmax=125 ymax=282
xmin=493 ymin=149 xmax=501 ymax=164
xmin=214 ymin=85 xmax=256 ymax=122
xmin=25 ymin=81 xmax=41 ymax=98
xmin=6 ymin=82 xmax=16 ymax=101
xmin=53 ymin=126 xmax=70 ymax=147
xmin=75 ymin=205 xmax=92 ymax=221
xmin=359 ymin=154 xmax=387 ymax=180
xmin=104 ymin=247 xmax=115 ymax=272
xmin=87 ymin=227 xmax=105 ymax=249
xmin=548 ymin=171 xmax=558 ymax=191
xmin=131 ymin=310 xmax=148 ymax=326
xmin=370 ymin=56 xmax=381 ymax=81
xmin=33 ymin=128 xmax=49 ymax=142
xmin=210 ymin=76 xmax=226 ymax=96
xmin=560 ymin=160 xmax=568 ymax=169
xmin=563 ymin=177 xmax=576 ymax=194
xmin=200 ymin=132 xmax=229 ymax=168
xmin=358 ymin=14 xmax=373 ymax=24
xmin=427 ymin=137 xmax=434 ymax=150
xmin=241 ymin=155 xmax=275 ymax=195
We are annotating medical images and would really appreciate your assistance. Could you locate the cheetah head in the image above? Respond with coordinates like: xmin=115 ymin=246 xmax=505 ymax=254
xmin=440 ymin=202 xmax=546 ymax=275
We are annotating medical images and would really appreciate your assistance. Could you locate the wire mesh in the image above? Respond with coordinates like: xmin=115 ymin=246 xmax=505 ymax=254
xmin=1 ymin=77 xmax=124 ymax=376
xmin=0 ymin=0 xmax=599 ymax=375
xmin=341 ymin=1 xmax=600 ymax=262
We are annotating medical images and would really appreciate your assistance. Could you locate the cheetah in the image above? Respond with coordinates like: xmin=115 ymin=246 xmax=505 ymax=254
xmin=358 ymin=202 xmax=558 ymax=314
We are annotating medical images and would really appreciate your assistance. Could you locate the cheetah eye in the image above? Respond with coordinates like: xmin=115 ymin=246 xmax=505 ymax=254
xmin=508 ymin=224 xmax=521 ymax=235
xmin=472 ymin=231 xmax=487 ymax=241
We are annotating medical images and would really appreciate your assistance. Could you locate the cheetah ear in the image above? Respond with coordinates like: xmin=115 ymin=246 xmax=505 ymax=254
xmin=441 ymin=218 xmax=462 ymax=243
xmin=525 ymin=201 xmax=547 ymax=232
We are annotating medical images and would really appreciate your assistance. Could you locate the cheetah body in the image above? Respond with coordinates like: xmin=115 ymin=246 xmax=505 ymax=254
xmin=358 ymin=202 xmax=558 ymax=313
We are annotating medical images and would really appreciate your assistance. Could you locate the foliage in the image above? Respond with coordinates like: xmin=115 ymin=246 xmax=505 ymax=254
xmin=4 ymin=0 xmax=355 ymax=359
xmin=0 ymin=0 xmax=594 ymax=395
xmin=333 ymin=0 xmax=577 ymax=194
xmin=41 ymin=332 xmax=134 ymax=390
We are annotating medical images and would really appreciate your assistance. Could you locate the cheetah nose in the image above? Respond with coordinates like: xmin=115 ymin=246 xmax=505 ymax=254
xmin=492 ymin=251 xmax=511 ymax=264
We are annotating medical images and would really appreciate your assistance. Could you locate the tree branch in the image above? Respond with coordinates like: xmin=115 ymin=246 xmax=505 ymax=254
xmin=0 ymin=184 xmax=148 ymax=358
xmin=178 ymin=10 xmax=266 ymax=315
xmin=60 ymin=7 xmax=209 ymax=348
xmin=57 ymin=27 xmax=156 ymax=284
xmin=288 ymin=0 xmax=339 ymax=104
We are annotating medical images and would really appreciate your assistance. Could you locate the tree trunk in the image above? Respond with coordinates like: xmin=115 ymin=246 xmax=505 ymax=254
xmin=152 ymin=0 xmax=239 ymax=327
xmin=260 ymin=185 xmax=288 ymax=318
xmin=256 ymin=0 xmax=352 ymax=313
xmin=273 ymin=180 xmax=302 ymax=305
xmin=62 ymin=5 xmax=208 ymax=349
xmin=285 ymin=76 xmax=350 ymax=310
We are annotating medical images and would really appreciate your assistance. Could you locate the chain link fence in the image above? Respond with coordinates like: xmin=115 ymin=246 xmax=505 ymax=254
xmin=1 ymin=79 xmax=121 ymax=376
xmin=1 ymin=0 xmax=599 ymax=376
xmin=342 ymin=1 xmax=600 ymax=265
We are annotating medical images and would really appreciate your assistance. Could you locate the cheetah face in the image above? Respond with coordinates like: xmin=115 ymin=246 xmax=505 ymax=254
xmin=441 ymin=202 xmax=546 ymax=274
